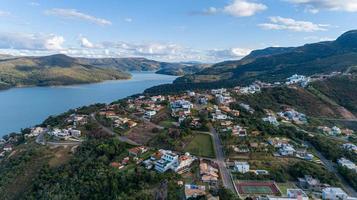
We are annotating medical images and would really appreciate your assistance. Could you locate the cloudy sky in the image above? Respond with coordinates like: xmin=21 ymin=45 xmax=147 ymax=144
xmin=0 ymin=0 xmax=356 ymax=62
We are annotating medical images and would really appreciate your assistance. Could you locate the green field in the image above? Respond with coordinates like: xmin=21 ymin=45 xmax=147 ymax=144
xmin=184 ymin=133 xmax=215 ymax=158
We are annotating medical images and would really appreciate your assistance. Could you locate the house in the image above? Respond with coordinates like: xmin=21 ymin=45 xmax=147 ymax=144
xmin=267 ymin=189 xmax=309 ymax=200
xmin=298 ymin=175 xmax=327 ymax=192
xmin=287 ymin=189 xmax=309 ymax=200
xmin=184 ymin=184 xmax=206 ymax=199
xmin=3 ymin=144 xmax=12 ymax=152
xmin=170 ymin=100 xmax=193 ymax=117
xmin=239 ymin=103 xmax=255 ymax=113
xmin=343 ymin=143 xmax=357 ymax=154
xmin=322 ymin=187 xmax=349 ymax=200
xmin=144 ymin=110 xmax=157 ymax=118
xmin=279 ymin=144 xmax=295 ymax=156
xmin=175 ymin=152 xmax=196 ymax=173
xmin=200 ymin=160 xmax=219 ymax=184
xmin=263 ymin=116 xmax=279 ymax=126
xmin=110 ymin=162 xmax=124 ymax=170
xmin=128 ymin=146 xmax=148 ymax=157
xmin=154 ymin=150 xmax=179 ymax=173
xmin=286 ymin=74 xmax=310 ymax=87
xmin=234 ymin=161 xmax=250 ymax=173
xmin=29 ymin=127 xmax=47 ymax=137
xmin=198 ymin=96 xmax=208 ymax=105
xmin=151 ymin=95 xmax=165 ymax=102
xmin=330 ymin=126 xmax=342 ymax=135
xmin=337 ymin=158 xmax=357 ymax=171
xmin=268 ymin=137 xmax=290 ymax=148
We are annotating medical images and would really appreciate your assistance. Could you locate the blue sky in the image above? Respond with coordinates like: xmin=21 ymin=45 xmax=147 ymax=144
xmin=0 ymin=0 xmax=357 ymax=62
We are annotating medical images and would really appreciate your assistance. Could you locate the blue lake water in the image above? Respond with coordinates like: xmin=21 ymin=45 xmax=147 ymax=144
xmin=0 ymin=72 xmax=176 ymax=136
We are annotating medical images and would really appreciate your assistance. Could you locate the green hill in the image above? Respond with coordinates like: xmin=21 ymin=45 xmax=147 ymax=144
xmin=174 ymin=30 xmax=357 ymax=86
xmin=0 ymin=54 xmax=131 ymax=89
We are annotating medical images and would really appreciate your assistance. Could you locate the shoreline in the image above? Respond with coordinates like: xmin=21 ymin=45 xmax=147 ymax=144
xmin=0 ymin=72 xmax=177 ymax=137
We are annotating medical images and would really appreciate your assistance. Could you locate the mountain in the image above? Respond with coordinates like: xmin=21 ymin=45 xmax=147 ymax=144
xmin=78 ymin=57 xmax=210 ymax=76
xmin=0 ymin=54 xmax=131 ymax=90
xmin=172 ymin=30 xmax=357 ymax=87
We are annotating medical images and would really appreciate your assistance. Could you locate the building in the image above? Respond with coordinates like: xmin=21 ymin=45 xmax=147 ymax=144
xmin=200 ymin=160 xmax=219 ymax=184
xmin=279 ymin=144 xmax=296 ymax=156
xmin=286 ymin=74 xmax=310 ymax=87
xmin=267 ymin=189 xmax=309 ymax=200
xmin=234 ymin=161 xmax=250 ymax=173
xmin=144 ymin=110 xmax=157 ymax=118
xmin=322 ymin=187 xmax=349 ymax=200
xmin=184 ymin=184 xmax=206 ymax=199
xmin=337 ymin=158 xmax=357 ymax=171
xmin=128 ymin=146 xmax=148 ymax=157
xmin=343 ymin=143 xmax=357 ymax=153
xmin=3 ymin=144 xmax=12 ymax=152
xmin=298 ymin=175 xmax=326 ymax=192
xmin=154 ymin=151 xmax=179 ymax=173
xmin=175 ymin=152 xmax=196 ymax=173
xmin=263 ymin=116 xmax=279 ymax=126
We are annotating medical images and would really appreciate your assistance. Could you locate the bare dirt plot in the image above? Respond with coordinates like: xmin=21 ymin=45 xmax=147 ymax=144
xmin=126 ymin=121 xmax=160 ymax=144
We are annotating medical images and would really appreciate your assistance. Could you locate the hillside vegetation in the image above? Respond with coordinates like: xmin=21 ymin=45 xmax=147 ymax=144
xmin=0 ymin=54 xmax=131 ymax=89
xmin=174 ymin=30 xmax=357 ymax=87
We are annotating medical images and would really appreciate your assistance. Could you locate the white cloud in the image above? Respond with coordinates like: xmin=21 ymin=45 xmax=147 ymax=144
xmin=0 ymin=10 xmax=11 ymax=17
xmin=286 ymin=0 xmax=357 ymax=12
xmin=259 ymin=16 xmax=329 ymax=32
xmin=209 ymin=48 xmax=252 ymax=59
xmin=79 ymin=37 xmax=95 ymax=48
xmin=0 ymin=32 xmax=64 ymax=50
xmin=124 ymin=18 xmax=133 ymax=22
xmin=223 ymin=0 xmax=267 ymax=17
xmin=29 ymin=2 xmax=40 ymax=7
xmin=45 ymin=8 xmax=112 ymax=26
xmin=195 ymin=0 xmax=266 ymax=17
xmin=0 ymin=32 xmax=252 ymax=62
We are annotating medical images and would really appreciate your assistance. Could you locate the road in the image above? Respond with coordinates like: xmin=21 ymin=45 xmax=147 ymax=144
xmin=209 ymin=126 xmax=237 ymax=193
xmin=305 ymin=141 xmax=357 ymax=197
xmin=90 ymin=113 xmax=139 ymax=146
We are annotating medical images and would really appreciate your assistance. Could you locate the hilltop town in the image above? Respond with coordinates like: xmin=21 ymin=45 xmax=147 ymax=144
xmin=1 ymin=71 xmax=356 ymax=200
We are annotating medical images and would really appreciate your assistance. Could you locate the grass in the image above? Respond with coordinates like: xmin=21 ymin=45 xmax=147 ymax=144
xmin=184 ymin=133 xmax=215 ymax=158
xmin=277 ymin=182 xmax=297 ymax=195
xmin=159 ymin=120 xmax=175 ymax=128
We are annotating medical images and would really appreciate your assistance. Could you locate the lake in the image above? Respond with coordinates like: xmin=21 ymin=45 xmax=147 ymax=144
xmin=0 ymin=72 xmax=177 ymax=137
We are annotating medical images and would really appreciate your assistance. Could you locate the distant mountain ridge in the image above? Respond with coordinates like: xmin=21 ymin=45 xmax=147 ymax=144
xmin=0 ymin=54 xmax=210 ymax=90
xmin=174 ymin=30 xmax=357 ymax=86
xmin=78 ymin=57 xmax=211 ymax=76
xmin=0 ymin=54 xmax=131 ymax=90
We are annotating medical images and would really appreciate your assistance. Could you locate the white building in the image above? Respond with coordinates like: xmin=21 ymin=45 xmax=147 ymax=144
xmin=322 ymin=187 xmax=349 ymax=200
xmin=144 ymin=110 xmax=157 ymax=118
xmin=343 ymin=143 xmax=357 ymax=153
xmin=268 ymin=189 xmax=309 ymax=200
xmin=234 ymin=161 xmax=250 ymax=173
xmin=263 ymin=116 xmax=279 ymax=126
xmin=337 ymin=158 xmax=357 ymax=171
xmin=279 ymin=144 xmax=296 ymax=156
xmin=154 ymin=150 xmax=179 ymax=173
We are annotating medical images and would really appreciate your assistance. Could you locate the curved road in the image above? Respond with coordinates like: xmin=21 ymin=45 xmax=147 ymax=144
xmin=90 ymin=113 xmax=139 ymax=146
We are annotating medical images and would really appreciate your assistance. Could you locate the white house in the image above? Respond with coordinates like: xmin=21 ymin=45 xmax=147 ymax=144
xmin=268 ymin=189 xmax=309 ymax=200
xmin=154 ymin=150 xmax=179 ymax=173
xmin=234 ymin=161 xmax=250 ymax=173
xmin=279 ymin=144 xmax=296 ymax=156
xmin=144 ymin=110 xmax=157 ymax=118
xmin=337 ymin=158 xmax=357 ymax=171
xmin=322 ymin=187 xmax=349 ymax=200
xmin=263 ymin=116 xmax=279 ymax=126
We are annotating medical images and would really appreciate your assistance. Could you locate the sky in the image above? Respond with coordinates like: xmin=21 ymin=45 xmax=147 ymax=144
xmin=0 ymin=0 xmax=357 ymax=62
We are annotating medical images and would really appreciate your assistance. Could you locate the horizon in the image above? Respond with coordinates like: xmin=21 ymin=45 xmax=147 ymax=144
xmin=1 ymin=0 xmax=357 ymax=62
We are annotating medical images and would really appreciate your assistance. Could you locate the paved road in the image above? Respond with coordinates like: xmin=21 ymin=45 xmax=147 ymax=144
xmin=90 ymin=113 xmax=139 ymax=146
xmin=305 ymin=141 xmax=357 ymax=197
xmin=209 ymin=126 xmax=237 ymax=193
